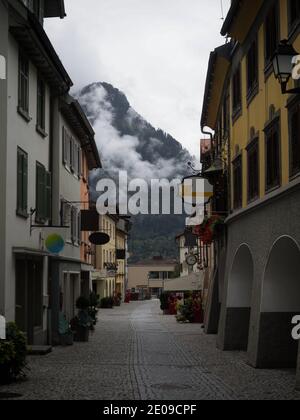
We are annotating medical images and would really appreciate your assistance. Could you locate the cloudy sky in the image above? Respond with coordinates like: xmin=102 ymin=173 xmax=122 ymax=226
xmin=45 ymin=0 xmax=231 ymax=158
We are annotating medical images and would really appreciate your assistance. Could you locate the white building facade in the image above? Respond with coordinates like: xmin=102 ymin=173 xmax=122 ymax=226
xmin=0 ymin=0 xmax=100 ymax=346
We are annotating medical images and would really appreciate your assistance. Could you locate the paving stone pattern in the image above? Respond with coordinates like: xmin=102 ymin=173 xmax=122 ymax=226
xmin=1 ymin=300 xmax=299 ymax=400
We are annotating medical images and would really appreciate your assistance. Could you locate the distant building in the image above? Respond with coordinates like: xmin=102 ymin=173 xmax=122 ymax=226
xmin=128 ymin=257 xmax=177 ymax=297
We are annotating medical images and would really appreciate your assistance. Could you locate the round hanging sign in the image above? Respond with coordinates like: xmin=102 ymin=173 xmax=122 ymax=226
xmin=45 ymin=234 xmax=65 ymax=254
xmin=89 ymin=232 xmax=110 ymax=246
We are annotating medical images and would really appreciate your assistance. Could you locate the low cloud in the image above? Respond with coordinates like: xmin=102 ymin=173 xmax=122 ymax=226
xmin=77 ymin=84 xmax=193 ymax=183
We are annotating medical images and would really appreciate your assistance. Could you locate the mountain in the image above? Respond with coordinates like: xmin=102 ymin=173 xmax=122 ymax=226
xmin=76 ymin=82 xmax=193 ymax=262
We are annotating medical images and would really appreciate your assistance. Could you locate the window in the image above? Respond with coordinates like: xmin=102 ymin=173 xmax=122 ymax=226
xmin=265 ymin=2 xmax=279 ymax=67
xmin=63 ymin=127 xmax=71 ymax=167
xmin=61 ymin=202 xmax=80 ymax=245
xmin=288 ymin=100 xmax=300 ymax=176
xmin=247 ymin=38 xmax=258 ymax=99
xmin=36 ymin=162 xmax=51 ymax=223
xmin=265 ymin=120 xmax=281 ymax=191
xmin=62 ymin=127 xmax=81 ymax=177
xmin=18 ymin=54 xmax=29 ymax=115
xmin=37 ymin=77 xmax=46 ymax=131
xmin=223 ymin=88 xmax=230 ymax=137
xmin=233 ymin=155 xmax=243 ymax=209
xmin=289 ymin=0 xmax=300 ymax=31
xmin=17 ymin=148 xmax=28 ymax=217
xmin=61 ymin=201 xmax=71 ymax=240
xmin=247 ymin=140 xmax=259 ymax=201
xmin=232 ymin=66 xmax=242 ymax=117
xmin=71 ymin=207 xmax=78 ymax=245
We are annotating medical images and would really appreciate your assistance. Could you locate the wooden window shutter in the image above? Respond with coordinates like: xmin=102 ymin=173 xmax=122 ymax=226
xmin=17 ymin=149 xmax=28 ymax=215
xmin=77 ymin=211 xmax=81 ymax=245
xmin=36 ymin=163 xmax=46 ymax=222
xmin=46 ymin=171 xmax=52 ymax=220
xmin=62 ymin=127 xmax=67 ymax=165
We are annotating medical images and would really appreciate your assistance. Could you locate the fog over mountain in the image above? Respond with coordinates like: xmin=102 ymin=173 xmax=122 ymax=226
xmin=76 ymin=82 xmax=194 ymax=262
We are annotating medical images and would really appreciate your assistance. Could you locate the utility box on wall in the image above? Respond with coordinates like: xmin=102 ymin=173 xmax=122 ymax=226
xmin=0 ymin=55 xmax=6 ymax=80
xmin=0 ymin=315 xmax=6 ymax=339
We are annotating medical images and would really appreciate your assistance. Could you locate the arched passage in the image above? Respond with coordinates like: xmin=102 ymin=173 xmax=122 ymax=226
xmin=223 ymin=245 xmax=254 ymax=351
xmin=257 ymin=237 xmax=300 ymax=368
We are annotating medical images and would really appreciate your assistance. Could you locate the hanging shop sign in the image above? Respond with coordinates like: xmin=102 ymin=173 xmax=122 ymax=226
xmin=40 ymin=227 xmax=68 ymax=254
xmin=81 ymin=209 xmax=99 ymax=232
xmin=89 ymin=232 xmax=110 ymax=246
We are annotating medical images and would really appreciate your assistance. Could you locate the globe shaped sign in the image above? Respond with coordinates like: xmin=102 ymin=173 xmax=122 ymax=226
xmin=45 ymin=234 xmax=65 ymax=254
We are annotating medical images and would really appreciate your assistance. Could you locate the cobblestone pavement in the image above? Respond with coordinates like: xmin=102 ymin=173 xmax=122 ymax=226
xmin=1 ymin=300 xmax=300 ymax=400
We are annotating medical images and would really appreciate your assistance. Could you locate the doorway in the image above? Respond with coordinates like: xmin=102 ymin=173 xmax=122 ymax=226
xmin=15 ymin=257 xmax=43 ymax=345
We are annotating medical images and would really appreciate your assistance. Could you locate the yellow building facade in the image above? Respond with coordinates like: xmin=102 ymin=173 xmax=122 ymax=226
xmin=116 ymin=223 xmax=127 ymax=299
xmin=201 ymin=0 xmax=300 ymax=386
xmin=92 ymin=214 xmax=117 ymax=299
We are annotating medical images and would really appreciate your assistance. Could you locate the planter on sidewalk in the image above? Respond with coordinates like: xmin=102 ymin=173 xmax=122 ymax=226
xmin=59 ymin=332 xmax=74 ymax=346
xmin=0 ymin=364 xmax=11 ymax=385
xmin=73 ymin=326 xmax=89 ymax=343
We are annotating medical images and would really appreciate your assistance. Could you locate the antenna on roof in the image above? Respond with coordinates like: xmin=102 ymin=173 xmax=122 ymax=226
xmin=220 ymin=0 xmax=225 ymax=21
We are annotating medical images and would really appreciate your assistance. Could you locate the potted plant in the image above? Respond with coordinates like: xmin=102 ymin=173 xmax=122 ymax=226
xmin=0 ymin=323 xmax=27 ymax=384
xmin=0 ymin=341 xmax=15 ymax=384
xmin=176 ymin=298 xmax=195 ymax=324
xmin=113 ymin=292 xmax=121 ymax=307
xmin=59 ymin=312 xmax=74 ymax=346
xmin=71 ymin=296 xmax=92 ymax=342
xmin=160 ymin=292 xmax=170 ymax=315
xmin=100 ymin=297 xmax=114 ymax=309
xmin=88 ymin=292 xmax=99 ymax=331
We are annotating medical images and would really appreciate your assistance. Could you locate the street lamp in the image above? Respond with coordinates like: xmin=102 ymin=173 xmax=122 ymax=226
xmin=179 ymin=174 xmax=213 ymax=208
xmin=272 ymin=39 xmax=300 ymax=94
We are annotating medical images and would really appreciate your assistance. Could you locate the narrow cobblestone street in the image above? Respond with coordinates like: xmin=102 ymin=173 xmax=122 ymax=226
xmin=1 ymin=300 xmax=300 ymax=400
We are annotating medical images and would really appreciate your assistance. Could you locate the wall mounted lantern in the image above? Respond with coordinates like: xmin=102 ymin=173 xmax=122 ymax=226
xmin=272 ymin=40 xmax=300 ymax=94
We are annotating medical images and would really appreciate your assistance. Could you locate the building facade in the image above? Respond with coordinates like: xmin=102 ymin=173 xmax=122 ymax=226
xmin=93 ymin=214 xmax=117 ymax=299
xmin=0 ymin=0 xmax=71 ymax=345
xmin=50 ymin=95 xmax=100 ymax=343
xmin=201 ymin=0 xmax=300 ymax=386
xmin=0 ymin=0 xmax=101 ymax=346
xmin=128 ymin=257 xmax=177 ymax=297
xmin=116 ymin=218 xmax=131 ymax=299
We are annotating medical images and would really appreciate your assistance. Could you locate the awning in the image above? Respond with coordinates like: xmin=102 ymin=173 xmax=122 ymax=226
xmin=13 ymin=247 xmax=52 ymax=257
xmin=164 ymin=272 xmax=204 ymax=292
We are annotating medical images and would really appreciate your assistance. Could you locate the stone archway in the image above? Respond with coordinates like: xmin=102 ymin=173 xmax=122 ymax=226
xmin=257 ymin=236 xmax=300 ymax=368
xmin=223 ymin=245 xmax=254 ymax=351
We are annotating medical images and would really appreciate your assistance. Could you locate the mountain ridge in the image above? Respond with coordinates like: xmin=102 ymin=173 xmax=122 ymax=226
xmin=76 ymin=82 xmax=192 ymax=262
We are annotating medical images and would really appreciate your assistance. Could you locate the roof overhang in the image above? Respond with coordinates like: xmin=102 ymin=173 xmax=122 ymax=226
xmin=44 ymin=0 xmax=66 ymax=19
xmin=60 ymin=95 xmax=102 ymax=169
xmin=221 ymin=0 xmax=264 ymax=43
xmin=201 ymin=44 xmax=231 ymax=131
xmin=10 ymin=13 xmax=72 ymax=93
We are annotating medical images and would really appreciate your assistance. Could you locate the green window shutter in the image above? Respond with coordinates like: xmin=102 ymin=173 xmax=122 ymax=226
xmin=62 ymin=127 xmax=67 ymax=165
xmin=77 ymin=211 xmax=81 ymax=245
xmin=17 ymin=150 xmax=23 ymax=213
xmin=17 ymin=148 xmax=28 ymax=216
xmin=23 ymin=153 xmax=28 ymax=212
xmin=36 ymin=162 xmax=46 ymax=223
xmin=46 ymin=171 xmax=52 ymax=221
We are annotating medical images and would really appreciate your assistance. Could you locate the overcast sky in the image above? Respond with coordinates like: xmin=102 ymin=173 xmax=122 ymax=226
xmin=45 ymin=0 xmax=231 ymax=158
